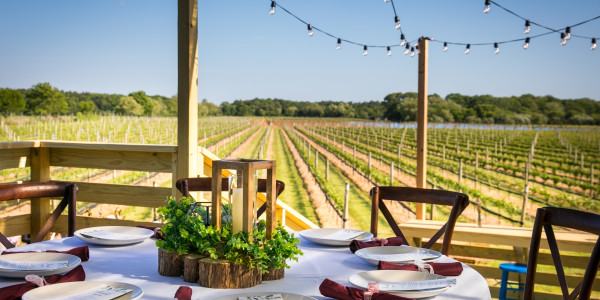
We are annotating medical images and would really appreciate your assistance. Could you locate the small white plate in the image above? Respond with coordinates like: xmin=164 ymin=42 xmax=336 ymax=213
xmin=299 ymin=228 xmax=373 ymax=246
xmin=22 ymin=281 xmax=143 ymax=300
xmin=0 ymin=252 xmax=80 ymax=278
xmin=354 ymin=246 xmax=442 ymax=265
xmin=75 ymin=226 xmax=154 ymax=246
xmin=214 ymin=292 xmax=316 ymax=300
xmin=349 ymin=270 xmax=450 ymax=298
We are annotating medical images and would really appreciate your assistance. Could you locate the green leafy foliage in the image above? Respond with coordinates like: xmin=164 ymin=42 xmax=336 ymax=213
xmin=155 ymin=196 xmax=204 ymax=255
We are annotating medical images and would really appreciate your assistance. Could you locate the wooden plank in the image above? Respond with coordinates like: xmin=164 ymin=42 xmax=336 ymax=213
xmin=0 ymin=147 xmax=30 ymax=170
xmin=0 ymin=141 xmax=38 ymax=150
xmin=74 ymin=182 xmax=171 ymax=208
xmin=52 ymin=216 xmax=163 ymax=232
xmin=30 ymin=146 xmax=50 ymax=240
xmin=49 ymin=148 xmax=174 ymax=172
xmin=415 ymin=37 xmax=428 ymax=219
xmin=0 ymin=214 xmax=30 ymax=237
xmin=40 ymin=141 xmax=176 ymax=153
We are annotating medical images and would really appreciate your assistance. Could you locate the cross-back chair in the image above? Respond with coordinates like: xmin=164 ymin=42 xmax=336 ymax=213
xmin=175 ymin=177 xmax=285 ymax=223
xmin=370 ymin=186 xmax=470 ymax=256
xmin=524 ymin=207 xmax=600 ymax=300
xmin=0 ymin=182 xmax=78 ymax=249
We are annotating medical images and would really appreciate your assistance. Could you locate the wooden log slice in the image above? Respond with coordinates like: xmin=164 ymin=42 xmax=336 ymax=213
xmin=183 ymin=254 xmax=204 ymax=283
xmin=197 ymin=257 xmax=262 ymax=288
xmin=157 ymin=248 xmax=183 ymax=277
xmin=262 ymin=266 xmax=285 ymax=281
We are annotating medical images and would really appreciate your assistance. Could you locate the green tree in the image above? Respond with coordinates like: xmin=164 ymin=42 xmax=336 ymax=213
xmin=78 ymin=100 xmax=97 ymax=114
xmin=0 ymin=88 xmax=25 ymax=115
xmin=25 ymin=83 xmax=68 ymax=115
xmin=129 ymin=91 xmax=152 ymax=115
xmin=115 ymin=96 xmax=144 ymax=116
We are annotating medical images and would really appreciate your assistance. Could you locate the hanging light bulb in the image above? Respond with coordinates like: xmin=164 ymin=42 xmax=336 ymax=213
xmin=270 ymin=1 xmax=276 ymax=15
xmin=565 ymin=27 xmax=571 ymax=40
xmin=443 ymin=42 xmax=448 ymax=52
xmin=336 ymin=38 xmax=342 ymax=50
xmin=524 ymin=20 xmax=531 ymax=34
xmin=384 ymin=0 xmax=390 ymax=2
xmin=592 ymin=38 xmax=597 ymax=50
xmin=494 ymin=42 xmax=499 ymax=54
xmin=483 ymin=0 xmax=491 ymax=13
xmin=465 ymin=44 xmax=470 ymax=54
xmin=561 ymin=32 xmax=567 ymax=45
xmin=416 ymin=44 xmax=420 ymax=55
xmin=394 ymin=16 xmax=401 ymax=30
xmin=404 ymin=43 xmax=410 ymax=55
xmin=523 ymin=37 xmax=530 ymax=49
xmin=387 ymin=46 xmax=392 ymax=56
xmin=400 ymin=34 xmax=406 ymax=46
xmin=363 ymin=45 xmax=368 ymax=56
xmin=307 ymin=24 xmax=313 ymax=37
xmin=410 ymin=47 xmax=415 ymax=57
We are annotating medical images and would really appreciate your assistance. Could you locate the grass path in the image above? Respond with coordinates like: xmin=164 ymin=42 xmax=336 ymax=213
xmin=271 ymin=128 xmax=319 ymax=225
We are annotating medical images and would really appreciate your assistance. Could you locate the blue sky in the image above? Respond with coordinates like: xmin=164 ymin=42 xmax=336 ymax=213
xmin=0 ymin=0 xmax=598 ymax=104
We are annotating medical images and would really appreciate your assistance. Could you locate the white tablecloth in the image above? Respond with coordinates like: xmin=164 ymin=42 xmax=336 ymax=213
xmin=0 ymin=236 xmax=491 ymax=299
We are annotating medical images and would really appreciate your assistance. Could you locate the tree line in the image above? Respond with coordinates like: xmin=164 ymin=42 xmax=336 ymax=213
xmin=1 ymin=83 xmax=599 ymax=125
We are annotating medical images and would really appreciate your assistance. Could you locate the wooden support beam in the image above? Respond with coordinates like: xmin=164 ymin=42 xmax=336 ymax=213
xmin=416 ymin=37 xmax=429 ymax=220
xmin=30 ymin=146 xmax=50 ymax=240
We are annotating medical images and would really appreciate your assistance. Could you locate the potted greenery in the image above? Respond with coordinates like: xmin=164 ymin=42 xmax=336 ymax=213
xmin=155 ymin=196 xmax=302 ymax=288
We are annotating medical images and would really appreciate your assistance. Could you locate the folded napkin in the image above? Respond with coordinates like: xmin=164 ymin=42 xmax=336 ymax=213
xmin=378 ymin=260 xmax=463 ymax=276
xmin=136 ymin=225 xmax=165 ymax=240
xmin=1 ymin=245 xmax=89 ymax=262
xmin=174 ymin=286 xmax=192 ymax=300
xmin=349 ymin=237 xmax=405 ymax=253
xmin=319 ymin=278 xmax=413 ymax=300
xmin=0 ymin=265 xmax=85 ymax=300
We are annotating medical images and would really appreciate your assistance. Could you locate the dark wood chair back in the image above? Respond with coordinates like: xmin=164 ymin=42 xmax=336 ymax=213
xmin=175 ymin=177 xmax=285 ymax=219
xmin=524 ymin=207 xmax=600 ymax=300
xmin=0 ymin=182 xmax=78 ymax=249
xmin=370 ymin=186 xmax=469 ymax=255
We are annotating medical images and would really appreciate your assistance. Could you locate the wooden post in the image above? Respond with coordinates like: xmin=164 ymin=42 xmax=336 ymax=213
xmin=343 ymin=183 xmax=350 ymax=229
xmin=521 ymin=153 xmax=532 ymax=227
xmin=176 ymin=0 xmax=199 ymax=191
xmin=459 ymin=159 xmax=463 ymax=185
xmin=30 ymin=146 xmax=50 ymax=240
xmin=315 ymin=149 xmax=318 ymax=169
xmin=390 ymin=162 xmax=394 ymax=186
xmin=475 ymin=152 xmax=479 ymax=188
xmin=326 ymin=158 xmax=329 ymax=181
xmin=416 ymin=37 xmax=429 ymax=220
xmin=353 ymin=145 xmax=356 ymax=174
xmin=368 ymin=152 xmax=372 ymax=180
xmin=591 ymin=164 xmax=595 ymax=199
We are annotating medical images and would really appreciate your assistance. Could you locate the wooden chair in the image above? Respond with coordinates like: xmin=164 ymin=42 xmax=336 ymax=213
xmin=370 ymin=186 xmax=469 ymax=255
xmin=524 ymin=207 xmax=600 ymax=300
xmin=0 ymin=182 xmax=78 ymax=249
xmin=175 ymin=177 xmax=285 ymax=222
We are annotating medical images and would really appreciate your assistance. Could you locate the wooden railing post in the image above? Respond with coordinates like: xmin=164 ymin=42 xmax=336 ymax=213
xmin=30 ymin=145 xmax=50 ymax=240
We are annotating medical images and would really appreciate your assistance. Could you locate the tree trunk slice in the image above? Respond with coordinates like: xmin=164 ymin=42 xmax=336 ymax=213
xmin=157 ymin=248 xmax=183 ymax=277
xmin=262 ymin=266 xmax=285 ymax=281
xmin=197 ymin=258 xmax=262 ymax=288
xmin=183 ymin=254 xmax=204 ymax=283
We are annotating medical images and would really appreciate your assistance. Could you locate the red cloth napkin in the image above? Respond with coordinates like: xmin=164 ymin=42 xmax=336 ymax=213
xmin=0 ymin=265 xmax=85 ymax=300
xmin=319 ymin=278 xmax=413 ymax=300
xmin=349 ymin=237 xmax=405 ymax=253
xmin=378 ymin=260 xmax=463 ymax=276
xmin=174 ymin=286 xmax=192 ymax=300
xmin=136 ymin=225 xmax=165 ymax=240
xmin=1 ymin=245 xmax=89 ymax=262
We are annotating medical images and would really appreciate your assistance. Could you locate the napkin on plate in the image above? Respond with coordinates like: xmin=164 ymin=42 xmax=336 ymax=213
xmin=349 ymin=237 xmax=405 ymax=253
xmin=319 ymin=278 xmax=413 ymax=300
xmin=1 ymin=245 xmax=90 ymax=262
xmin=378 ymin=260 xmax=463 ymax=276
xmin=0 ymin=265 xmax=86 ymax=300
xmin=136 ymin=225 xmax=165 ymax=240
xmin=174 ymin=286 xmax=192 ymax=300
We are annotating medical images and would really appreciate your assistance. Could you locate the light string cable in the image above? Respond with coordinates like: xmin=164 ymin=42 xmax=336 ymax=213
xmin=270 ymin=0 xmax=413 ymax=55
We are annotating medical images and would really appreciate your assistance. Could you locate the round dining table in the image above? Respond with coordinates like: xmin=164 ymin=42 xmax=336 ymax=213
xmin=0 ymin=234 xmax=491 ymax=299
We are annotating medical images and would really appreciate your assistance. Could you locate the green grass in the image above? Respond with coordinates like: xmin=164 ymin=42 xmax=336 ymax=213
xmin=272 ymin=128 xmax=319 ymax=225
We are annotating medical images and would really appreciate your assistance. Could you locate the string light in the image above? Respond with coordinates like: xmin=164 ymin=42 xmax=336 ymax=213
xmin=416 ymin=44 xmax=420 ymax=54
xmin=565 ymin=27 xmax=571 ymax=40
xmin=483 ymin=0 xmax=491 ymax=13
xmin=443 ymin=42 xmax=448 ymax=52
xmin=384 ymin=0 xmax=390 ymax=2
xmin=400 ymin=34 xmax=406 ymax=46
xmin=394 ymin=16 xmax=401 ymax=30
xmin=524 ymin=20 xmax=531 ymax=34
xmin=592 ymin=38 xmax=597 ymax=50
xmin=307 ymin=24 xmax=313 ymax=36
xmin=404 ymin=44 xmax=410 ymax=55
xmin=336 ymin=38 xmax=342 ymax=50
xmin=363 ymin=45 xmax=368 ymax=56
xmin=410 ymin=47 xmax=415 ymax=57
xmin=561 ymin=32 xmax=567 ymax=45
xmin=523 ymin=37 xmax=530 ymax=49
xmin=387 ymin=46 xmax=392 ymax=56
xmin=270 ymin=1 xmax=276 ymax=15
xmin=465 ymin=44 xmax=471 ymax=54
xmin=494 ymin=42 xmax=499 ymax=54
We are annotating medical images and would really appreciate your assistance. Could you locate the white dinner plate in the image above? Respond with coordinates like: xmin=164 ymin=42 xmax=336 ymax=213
xmin=349 ymin=270 xmax=450 ymax=299
xmin=75 ymin=226 xmax=154 ymax=246
xmin=354 ymin=246 xmax=442 ymax=265
xmin=0 ymin=252 xmax=81 ymax=278
xmin=299 ymin=228 xmax=373 ymax=246
xmin=22 ymin=281 xmax=143 ymax=300
xmin=214 ymin=292 xmax=316 ymax=300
